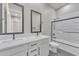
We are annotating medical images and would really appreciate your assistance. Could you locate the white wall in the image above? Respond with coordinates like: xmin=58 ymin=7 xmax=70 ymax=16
xmin=57 ymin=3 xmax=79 ymax=17
xmin=20 ymin=3 xmax=56 ymax=36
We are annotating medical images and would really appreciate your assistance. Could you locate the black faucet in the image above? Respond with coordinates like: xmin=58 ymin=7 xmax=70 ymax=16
xmin=13 ymin=34 xmax=15 ymax=40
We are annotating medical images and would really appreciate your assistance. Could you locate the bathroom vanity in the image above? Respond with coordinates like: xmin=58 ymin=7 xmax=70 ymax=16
xmin=0 ymin=3 xmax=49 ymax=56
xmin=0 ymin=35 xmax=49 ymax=56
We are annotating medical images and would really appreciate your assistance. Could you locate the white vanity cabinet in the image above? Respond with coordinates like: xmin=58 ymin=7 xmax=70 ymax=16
xmin=11 ymin=45 xmax=28 ymax=56
xmin=39 ymin=38 xmax=49 ymax=56
xmin=12 ymin=50 xmax=27 ymax=56
xmin=28 ymin=38 xmax=49 ymax=56
xmin=0 ymin=35 xmax=49 ymax=56
xmin=28 ymin=40 xmax=40 ymax=56
xmin=0 ymin=44 xmax=28 ymax=56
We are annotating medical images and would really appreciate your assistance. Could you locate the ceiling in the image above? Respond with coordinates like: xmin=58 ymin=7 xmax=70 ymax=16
xmin=46 ymin=3 xmax=69 ymax=10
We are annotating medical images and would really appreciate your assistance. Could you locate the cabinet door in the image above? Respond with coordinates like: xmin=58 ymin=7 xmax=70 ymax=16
xmin=12 ymin=50 xmax=27 ymax=56
xmin=0 ymin=44 xmax=27 ymax=56
xmin=40 ymin=43 xmax=49 ymax=56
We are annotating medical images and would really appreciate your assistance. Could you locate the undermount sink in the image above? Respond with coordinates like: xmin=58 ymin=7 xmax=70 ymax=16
xmin=0 ymin=38 xmax=25 ymax=44
xmin=0 ymin=39 xmax=12 ymax=43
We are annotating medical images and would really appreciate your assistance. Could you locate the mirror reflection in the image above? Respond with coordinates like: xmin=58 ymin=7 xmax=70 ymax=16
xmin=31 ymin=10 xmax=41 ymax=33
xmin=2 ymin=3 xmax=23 ymax=33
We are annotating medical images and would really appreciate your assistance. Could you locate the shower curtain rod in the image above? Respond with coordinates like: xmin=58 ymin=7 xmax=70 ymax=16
xmin=51 ymin=16 xmax=79 ymax=23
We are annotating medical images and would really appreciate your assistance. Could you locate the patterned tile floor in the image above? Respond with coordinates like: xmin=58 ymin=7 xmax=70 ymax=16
xmin=49 ymin=49 xmax=75 ymax=56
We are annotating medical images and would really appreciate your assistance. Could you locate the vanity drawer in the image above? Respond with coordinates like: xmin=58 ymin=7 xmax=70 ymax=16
xmin=0 ymin=44 xmax=27 ymax=56
xmin=28 ymin=47 xmax=38 ymax=56
xmin=28 ymin=40 xmax=40 ymax=49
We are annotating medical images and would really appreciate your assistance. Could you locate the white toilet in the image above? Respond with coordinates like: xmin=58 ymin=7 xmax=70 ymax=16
xmin=49 ymin=41 xmax=59 ymax=55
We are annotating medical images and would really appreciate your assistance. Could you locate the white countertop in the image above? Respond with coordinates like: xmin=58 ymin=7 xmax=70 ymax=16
xmin=0 ymin=35 xmax=49 ymax=51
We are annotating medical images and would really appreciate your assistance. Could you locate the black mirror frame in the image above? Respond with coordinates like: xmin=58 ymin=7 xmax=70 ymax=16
xmin=0 ymin=3 xmax=24 ymax=35
xmin=31 ymin=10 xmax=42 ymax=33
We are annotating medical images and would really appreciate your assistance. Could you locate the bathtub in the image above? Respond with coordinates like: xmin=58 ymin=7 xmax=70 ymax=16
xmin=51 ymin=39 xmax=79 ymax=56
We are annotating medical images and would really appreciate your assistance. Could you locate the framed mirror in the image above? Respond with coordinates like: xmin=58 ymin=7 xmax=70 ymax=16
xmin=31 ymin=10 xmax=42 ymax=33
xmin=0 ymin=3 xmax=24 ymax=34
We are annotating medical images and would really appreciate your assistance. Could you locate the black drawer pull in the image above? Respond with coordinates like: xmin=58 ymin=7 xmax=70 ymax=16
xmin=31 ymin=43 xmax=37 ymax=46
xmin=31 ymin=49 xmax=37 ymax=52
xmin=27 ymin=52 xmax=28 ymax=56
xmin=34 ymin=54 xmax=37 ymax=56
